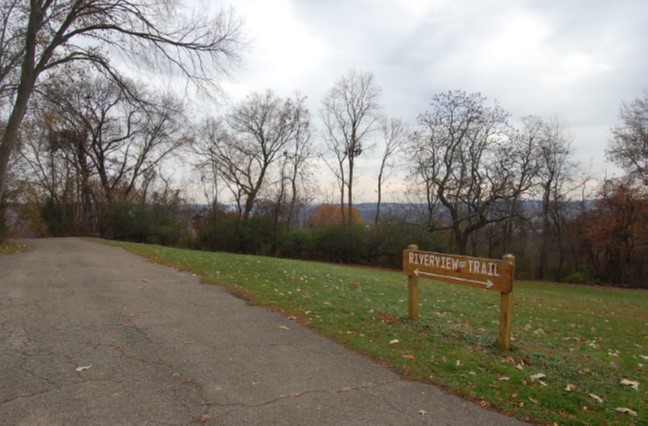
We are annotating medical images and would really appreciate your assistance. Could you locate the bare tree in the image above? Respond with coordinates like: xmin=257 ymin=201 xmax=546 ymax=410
xmin=280 ymin=94 xmax=313 ymax=230
xmin=0 ymin=0 xmax=243 ymax=231
xmin=0 ymin=1 xmax=23 ymax=105
xmin=198 ymin=91 xmax=311 ymax=226
xmin=607 ymin=90 xmax=648 ymax=186
xmin=20 ymin=72 xmax=189 ymax=234
xmin=258 ymin=93 xmax=313 ymax=253
xmin=321 ymin=69 xmax=381 ymax=225
xmin=408 ymin=90 xmax=537 ymax=255
xmin=375 ymin=117 xmax=407 ymax=224
xmin=522 ymin=116 xmax=576 ymax=280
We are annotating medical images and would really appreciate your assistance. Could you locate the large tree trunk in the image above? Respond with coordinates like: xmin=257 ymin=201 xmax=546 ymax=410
xmin=0 ymin=0 xmax=42 ymax=230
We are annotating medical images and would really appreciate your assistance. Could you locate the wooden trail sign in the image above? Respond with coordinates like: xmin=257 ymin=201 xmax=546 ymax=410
xmin=403 ymin=245 xmax=516 ymax=351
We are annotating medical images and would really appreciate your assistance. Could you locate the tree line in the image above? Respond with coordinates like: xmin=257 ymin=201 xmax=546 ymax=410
xmin=1 ymin=1 xmax=646 ymax=287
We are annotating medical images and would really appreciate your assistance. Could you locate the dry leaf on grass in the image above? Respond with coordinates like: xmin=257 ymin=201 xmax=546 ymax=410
xmin=619 ymin=378 xmax=640 ymax=390
xmin=389 ymin=339 xmax=399 ymax=345
xmin=402 ymin=354 xmax=415 ymax=361
xmin=615 ymin=407 xmax=637 ymax=416
xmin=565 ymin=384 xmax=576 ymax=392
xmin=589 ymin=393 xmax=603 ymax=404
xmin=528 ymin=373 xmax=548 ymax=386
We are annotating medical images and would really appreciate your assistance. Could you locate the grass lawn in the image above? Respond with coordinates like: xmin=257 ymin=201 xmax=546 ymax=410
xmin=0 ymin=240 xmax=28 ymax=255
xmin=104 ymin=240 xmax=646 ymax=425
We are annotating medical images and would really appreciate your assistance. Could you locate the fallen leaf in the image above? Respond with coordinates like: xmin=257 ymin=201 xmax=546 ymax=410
xmin=279 ymin=325 xmax=290 ymax=331
xmin=565 ymin=384 xmax=576 ymax=392
xmin=402 ymin=354 xmax=415 ymax=361
xmin=498 ymin=376 xmax=510 ymax=381
xmin=75 ymin=365 xmax=92 ymax=372
xmin=589 ymin=393 xmax=603 ymax=404
xmin=615 ymin=407 xmax=637 ymax=417
xmin=620 ymin=379 xmax=639 ymax=390
xmin=378 ymin=312 xmax=397 ymax=324
xmin=455 ymin=360 xmax=462 ymax=367
xmin=389 ymin=339 xmax=399 ymax=345
xmin=418 ymin=410 xmax=427 ymax=416
xmin=530 ymin=373 xmax=546 ymax=381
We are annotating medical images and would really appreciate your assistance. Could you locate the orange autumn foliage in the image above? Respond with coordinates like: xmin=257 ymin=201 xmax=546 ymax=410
xmin=307 ymin=204 xmax=361 ymax=228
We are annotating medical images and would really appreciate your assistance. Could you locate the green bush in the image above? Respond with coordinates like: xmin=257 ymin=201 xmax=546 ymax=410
xmin=195 ymin=210 xmax=271 ymax=254
xmin=277 ymin=228 xmax=316 ymax=259
xmin=41 ymin=198 xmax=76 ymax=236
xmin=313 ymin=224 xmax=368 ymax=263
xmin=102 ymin=201 xmax=190 ymax=246
xmin=564 ymin=270 xmax=595 ymax=284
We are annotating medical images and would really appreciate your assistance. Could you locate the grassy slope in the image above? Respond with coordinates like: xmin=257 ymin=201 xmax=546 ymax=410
xmin=105 ymin=240 xmax=646 ymax=425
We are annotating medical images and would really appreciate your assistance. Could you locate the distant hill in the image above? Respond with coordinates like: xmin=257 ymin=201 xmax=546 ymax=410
xmin=185 ymin=200 xmax=596 ymax=226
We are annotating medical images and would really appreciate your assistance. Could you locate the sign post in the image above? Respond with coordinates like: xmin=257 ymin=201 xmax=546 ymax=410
xmin=403 ymin=245 xmax=516 ymax=351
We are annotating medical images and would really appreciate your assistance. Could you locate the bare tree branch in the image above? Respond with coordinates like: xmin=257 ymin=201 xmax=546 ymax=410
xmin=0 ymin=0 xmax=244 ymax=225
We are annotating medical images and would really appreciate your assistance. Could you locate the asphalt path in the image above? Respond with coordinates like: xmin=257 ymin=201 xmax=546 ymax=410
xmin=0 ymin=238 xmax=527 ymax=425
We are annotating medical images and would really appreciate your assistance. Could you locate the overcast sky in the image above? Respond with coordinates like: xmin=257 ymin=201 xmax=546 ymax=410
xmin=187 ymin=0 xmax=647 ymax=201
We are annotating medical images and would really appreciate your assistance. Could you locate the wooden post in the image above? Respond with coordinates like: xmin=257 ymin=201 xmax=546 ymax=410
xmin=498 ymin=254 xmax=515 ymax=351
xmin=408 ymin=275 xmax=419 ymax=320
xmin=407 ymin=244 xmax=419 ymax=320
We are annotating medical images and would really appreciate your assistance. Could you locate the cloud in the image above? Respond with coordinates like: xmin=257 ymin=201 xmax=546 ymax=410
xmin=190 ymin=0 xmax=648 ymax=195
xmin=221 ymin=0 xmax=331 ymax=99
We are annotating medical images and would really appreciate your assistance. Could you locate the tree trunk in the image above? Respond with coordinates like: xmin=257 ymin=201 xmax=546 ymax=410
xmin=347 ymin=155 xmax=354 ymax=226
xmin=0 ymin=0 xmax=43 ymax=206
xmin=375 ymin=168 xmax=383 ymax=225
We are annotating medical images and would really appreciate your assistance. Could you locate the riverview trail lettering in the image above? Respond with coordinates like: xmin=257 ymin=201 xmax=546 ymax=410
xmin=402 ymin=249 xmax=513 ymax=293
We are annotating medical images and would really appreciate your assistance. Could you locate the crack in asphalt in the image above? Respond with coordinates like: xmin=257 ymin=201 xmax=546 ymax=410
xmin=210 ymin=378 xmax=399 ymax=410
xmin=115 ymin=317 xmax=214 ymax=423
xmin=0 ymin=388 xmax=56 ymax=405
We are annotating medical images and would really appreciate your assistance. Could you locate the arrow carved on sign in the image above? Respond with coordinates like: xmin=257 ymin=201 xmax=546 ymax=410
xmin=414 ymin=268 xmax=494 ymax=289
